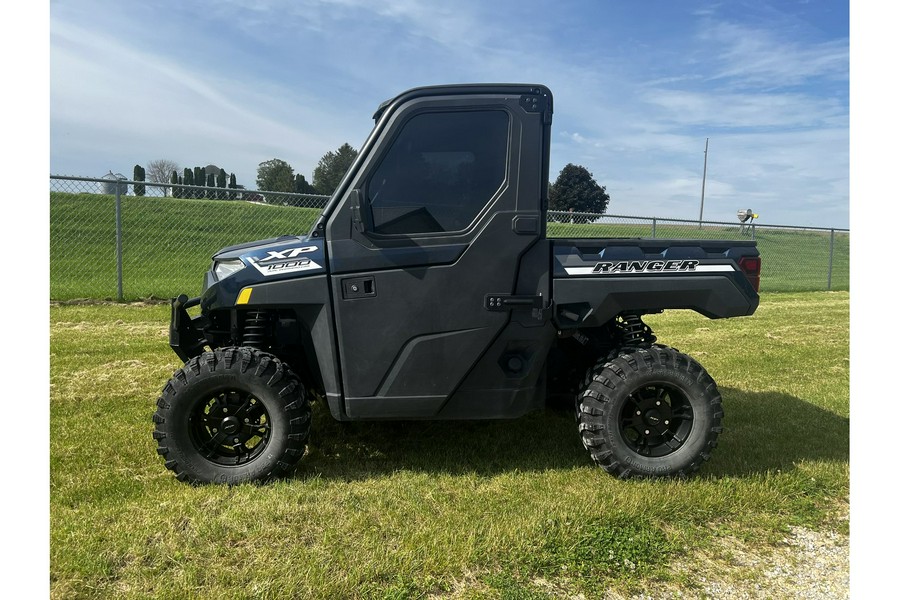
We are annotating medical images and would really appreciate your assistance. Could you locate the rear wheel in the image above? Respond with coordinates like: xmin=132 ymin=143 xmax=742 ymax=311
xmin=577 ymin=347 xmax=723 ymax=478
xmin=153 ymin=347 xmax=311 ymax=484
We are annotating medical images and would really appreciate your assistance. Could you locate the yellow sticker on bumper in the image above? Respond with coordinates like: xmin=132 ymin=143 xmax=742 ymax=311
xmin=236 ymin=288 xmax=253 ymax=305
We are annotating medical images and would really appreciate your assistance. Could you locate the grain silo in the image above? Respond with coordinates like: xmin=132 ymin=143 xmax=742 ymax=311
xmin=100 ymin=171 xmax=128 ymax=195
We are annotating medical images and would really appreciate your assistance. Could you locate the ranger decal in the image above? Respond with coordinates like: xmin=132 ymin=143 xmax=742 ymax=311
xmin=564 ymin=260 xmax=735 ymax=276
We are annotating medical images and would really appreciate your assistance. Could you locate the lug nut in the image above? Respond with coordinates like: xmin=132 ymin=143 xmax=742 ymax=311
xmin=664 ymin=420 xmax=669 ymax=425
xmin=212 ymin=428 xmax=218 ymax=433
xmin=636 ymin=410 xmax=641 ymax=415
xmin=234 ymin=438 xmax=240 ymax=444
xmin=244 ymin=418 xmax=249 ymax=423
xmin=645 ymin=430 xmax=650 ymax=435
xmin=656 ymin=401 xmax=661 ymax=406
xmin=223 ymin=408 xmax=228 ymax=413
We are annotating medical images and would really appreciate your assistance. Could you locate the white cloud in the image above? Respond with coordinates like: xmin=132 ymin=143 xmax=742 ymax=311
xmin=700 ymin=20 xmax=848 ymax=88
xmin=50 ymin=17 xmax=367 ymax=183
xmin=49 ymin=0 xmax=849 ymax=227
xmin=641 ymin=89 xmax=845 ymax=129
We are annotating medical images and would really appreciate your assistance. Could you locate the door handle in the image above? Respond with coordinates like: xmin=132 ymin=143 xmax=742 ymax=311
xmin=342 ymin=277 xmax=376 ymax=299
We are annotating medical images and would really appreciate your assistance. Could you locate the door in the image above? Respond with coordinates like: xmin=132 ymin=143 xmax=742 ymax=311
xmin=325 ymin=90 xmax=549 ymax=418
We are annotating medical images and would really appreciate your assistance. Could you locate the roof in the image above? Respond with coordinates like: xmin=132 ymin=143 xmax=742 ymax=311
xmin=373 ymin=83 xmax=552 ymax=120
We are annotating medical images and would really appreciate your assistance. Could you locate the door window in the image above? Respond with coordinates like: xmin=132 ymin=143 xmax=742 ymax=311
xmin=367 ymin=110 xmax=509 ymax=235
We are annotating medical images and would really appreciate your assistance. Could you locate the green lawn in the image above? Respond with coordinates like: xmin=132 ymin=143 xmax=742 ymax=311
xmin=50 ymin=193 xmax=848 ymax=301
xmin=50 ymin=291 xmax=849 ymax=599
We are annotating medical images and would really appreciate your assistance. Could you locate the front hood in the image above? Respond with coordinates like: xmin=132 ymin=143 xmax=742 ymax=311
xmin=213 ymin=235 xmax=310 ymax=261
xmin=200 ymin=235 xmax=327 ymax=310
xmin=212 ymin=235 xmax=326 ymax=287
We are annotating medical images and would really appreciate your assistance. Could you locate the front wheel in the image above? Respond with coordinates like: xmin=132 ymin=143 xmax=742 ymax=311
xmin=577 ymin=347 xmax=723 ymax=478
xmin=153 ymin=347 xmax=311 ymax=484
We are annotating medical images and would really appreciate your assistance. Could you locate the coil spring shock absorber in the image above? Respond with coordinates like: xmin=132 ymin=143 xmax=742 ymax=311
xmin=620 ymin=313 xmax=656 ymax=348
xmin=242 ymin=310 xmax=269 ymax=348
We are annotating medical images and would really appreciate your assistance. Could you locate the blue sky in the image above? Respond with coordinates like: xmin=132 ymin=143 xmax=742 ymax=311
xmin=50 ymin=0 xmax=849 ymax=228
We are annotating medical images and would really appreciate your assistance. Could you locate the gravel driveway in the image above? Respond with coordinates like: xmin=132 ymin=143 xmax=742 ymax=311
xmin=629 ymin=524 xmax=849 ymax=599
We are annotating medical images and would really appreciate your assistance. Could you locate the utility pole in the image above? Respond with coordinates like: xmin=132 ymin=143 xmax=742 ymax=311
xmin=699 ymin=137 xmax=709 ymax=229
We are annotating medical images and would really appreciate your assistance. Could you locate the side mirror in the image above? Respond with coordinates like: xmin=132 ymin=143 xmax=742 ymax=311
xmin=349 ymin=189 xmax=367 ymax=233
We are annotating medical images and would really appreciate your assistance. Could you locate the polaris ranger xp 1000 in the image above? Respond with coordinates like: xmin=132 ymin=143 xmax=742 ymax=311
xmin=154 ymin=84 xmax=761 ymax=484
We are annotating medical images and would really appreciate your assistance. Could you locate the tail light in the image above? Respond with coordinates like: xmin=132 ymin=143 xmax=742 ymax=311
xmin=738 ymin=256 xmax=761 ymax=292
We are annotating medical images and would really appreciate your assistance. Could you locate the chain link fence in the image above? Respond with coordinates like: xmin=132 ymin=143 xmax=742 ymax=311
xmin=50 ymin=175 xmax=848 ymax=300
xmin=50 ymin=175 xmax=329 ymax=300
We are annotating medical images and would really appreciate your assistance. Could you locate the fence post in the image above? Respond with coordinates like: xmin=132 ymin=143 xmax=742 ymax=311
xmin=751 ymin=224 xmax=756 ymax=241
xmin=652 ymin=218 xmax=657 ymax=239
xmin=827 ymin=229 xmax=835 ymax=290
xmin=115 ymin=184 xmax=123 ymax=301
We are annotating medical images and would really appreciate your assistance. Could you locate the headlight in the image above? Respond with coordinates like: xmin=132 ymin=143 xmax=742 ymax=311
xmin=214 ymin=259 xmax=246 ymax=281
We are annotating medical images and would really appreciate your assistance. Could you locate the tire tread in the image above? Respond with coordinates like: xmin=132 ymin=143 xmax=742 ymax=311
xmin=577 ymin=345 xmax=723 ymax=479
xmin=153 ymin=347 xmax=311 ymax=484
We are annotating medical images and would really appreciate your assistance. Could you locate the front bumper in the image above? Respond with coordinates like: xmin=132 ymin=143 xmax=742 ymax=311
xmin=169 ymin=294 xmax=209 ymax=362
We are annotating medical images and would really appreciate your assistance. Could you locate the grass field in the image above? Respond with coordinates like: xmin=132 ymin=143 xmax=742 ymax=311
xmin=50 ymin=291 xmax=849 ymax=599
xmin=50 ymin=193 xmax=848 ymax=300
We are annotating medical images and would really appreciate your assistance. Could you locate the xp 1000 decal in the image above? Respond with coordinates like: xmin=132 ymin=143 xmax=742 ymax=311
xmin=247 ymin=245 xmax=323 ymax=277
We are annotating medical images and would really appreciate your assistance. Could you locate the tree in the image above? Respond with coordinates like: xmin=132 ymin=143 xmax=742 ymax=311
xmin=256 ymin=158 xmax=295 ymax=194
xmin=216 ymin=170 xmax=227 ymax=200
xmin=312 ymin=143 xmax=358 ymax=196
xmin=147 ymin=159 xmax=180 ymax=186
xmin=170 ymin=170 xmax=181 ymax=198
xmin=228 ymin=173 xmax=237 ymax=200
xmin=191 ymin=166 xmax=206 ymax=199
xmin=548 ymin=164 xmax=610 ymax=216
xmin=184 ymin=168 xmax=194 ymax=198
xmin=293 ymin=173 xmax=316 ymax=194
xmin=133 ymin=164 xmax=146 ymax=196
xmin=194 ymin=167 xmax=204 ymax=194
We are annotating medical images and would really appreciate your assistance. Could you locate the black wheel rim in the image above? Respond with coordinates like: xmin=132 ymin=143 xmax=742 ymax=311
xmin=619 ymin=382 xmax=694 ymax=457
xmin=188 ymin=390 xmax=271 ymax=466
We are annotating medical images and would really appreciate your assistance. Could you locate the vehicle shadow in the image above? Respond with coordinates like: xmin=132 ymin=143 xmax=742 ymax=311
xmin=704 ymin=386 xmax=849 ymax=478
xmin=292 ymin=386 xmax=848 ymax=482
xmin=297 ymin=400 xmax=587 ymax=481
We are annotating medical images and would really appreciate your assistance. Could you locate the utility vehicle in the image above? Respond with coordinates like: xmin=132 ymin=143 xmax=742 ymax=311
xmin=153 ymin=84 xmax=760 ymax=484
